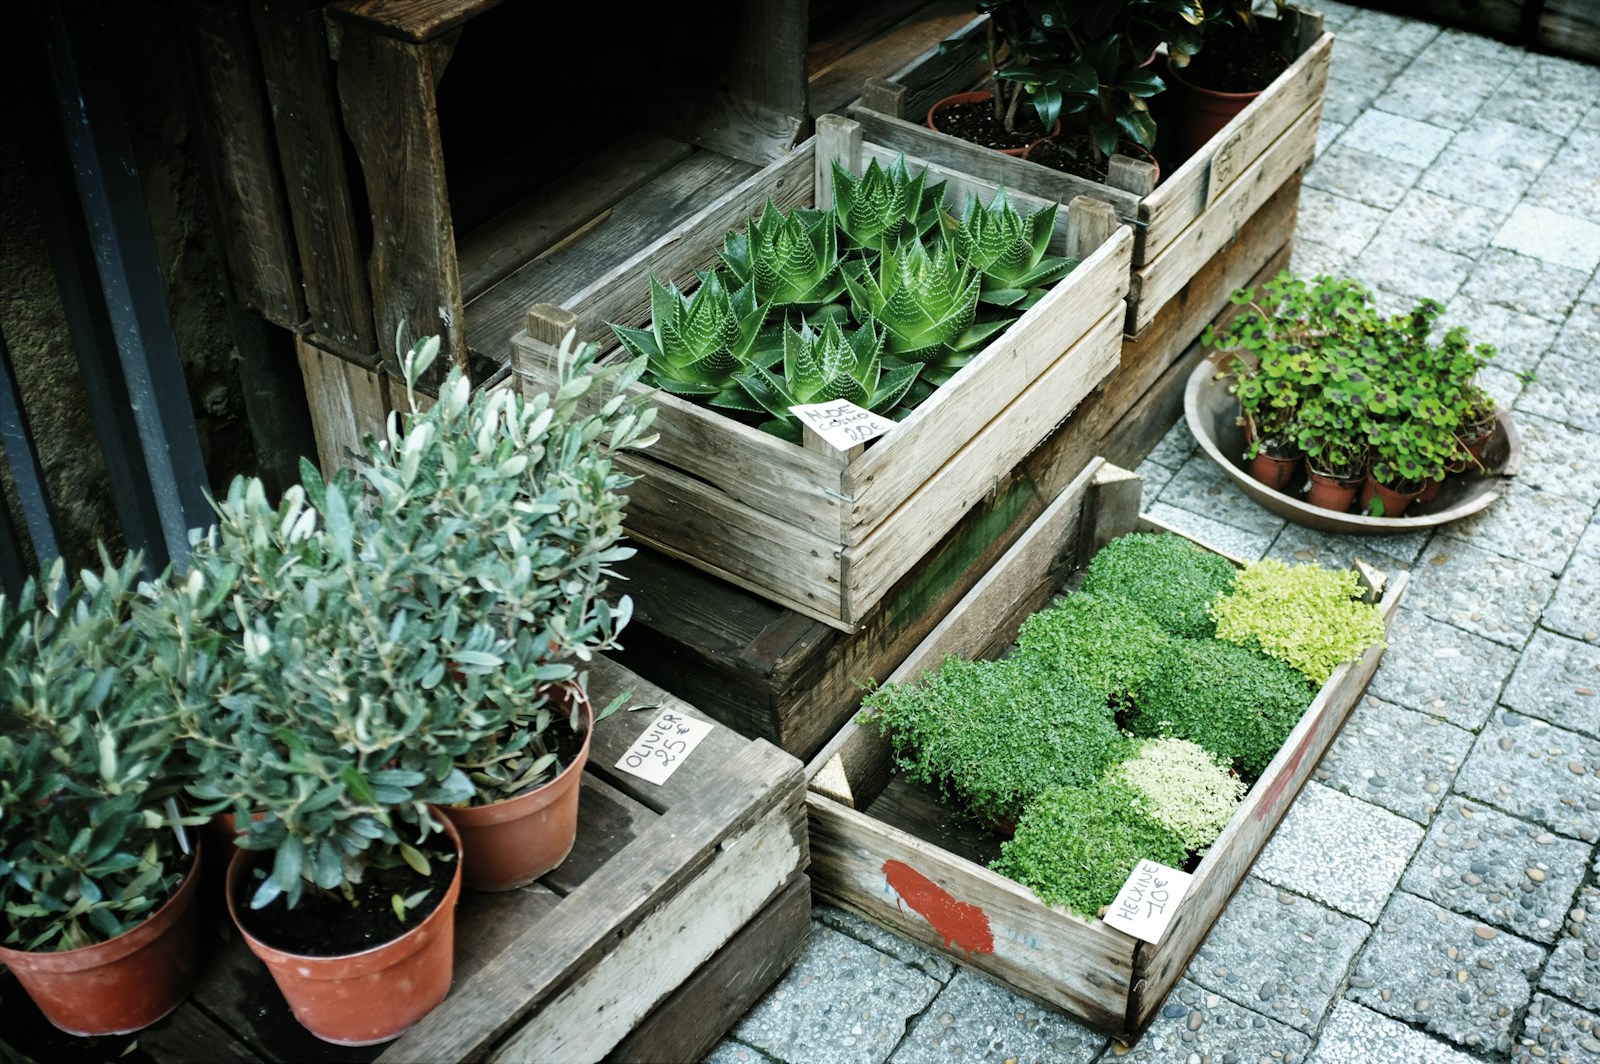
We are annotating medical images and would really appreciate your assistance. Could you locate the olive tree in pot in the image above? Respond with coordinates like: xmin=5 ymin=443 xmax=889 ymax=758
xmin=0 ymin=556 xmax=206 ymax=1037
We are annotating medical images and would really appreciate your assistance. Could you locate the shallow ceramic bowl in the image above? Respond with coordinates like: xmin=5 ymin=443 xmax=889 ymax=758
xmin=1184 ymin=350 xmax=1522 ymax=535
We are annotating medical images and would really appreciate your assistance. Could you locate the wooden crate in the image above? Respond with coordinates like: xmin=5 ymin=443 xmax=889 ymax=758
xmin=842 ymin=5 xmax=1330 ymax=334
xmin=510 ymin=115 xmax=1134 ymax=631
xmin=803 ymin=459 xmax=1407 ymax=1040
xmin=605 ymin=174 xmax=1302 ymax=760
xmin=0 ymin=657 xmax=809 ymax=1064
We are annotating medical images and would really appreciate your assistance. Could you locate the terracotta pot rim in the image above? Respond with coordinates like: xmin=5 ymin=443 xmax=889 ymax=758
xmin=438 ymin=693 xmax=595 ymax=824
xmin=1306 ymin=467 xmax=1364 ymax=486
xmin=0 ymin=845 xmax=202 ymax=973
xmin=226 ymin=816 xmax=464 ymax=977
xmin=926 ymin=90 xmax=1056 ymax=154
xmin=1162 ymin=51 xmax=1289 ymax=101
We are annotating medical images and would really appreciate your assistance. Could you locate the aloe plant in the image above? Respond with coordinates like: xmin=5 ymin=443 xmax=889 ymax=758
xmin=611 ymin=270 xmax=772 ymax=407
xmin=831 ymin=156 xmax=949 ymax=254
xmin=842 ymin=237 xmax=1007 ymax=396
xmin=734 ymin=317 xmax=922 ymax=441
xmin=719 ymin=203 xmax=846 ymax=310
xmin=955 ymin=189 xmax=1077 ymax=311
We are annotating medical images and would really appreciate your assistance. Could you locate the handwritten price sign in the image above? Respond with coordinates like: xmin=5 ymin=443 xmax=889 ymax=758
xmin=1102 ymin=859 xmax=1193 ymax=944
xmin=614 ymin=709 xmax=714 ymax=785
xmin=788 ymin=400 xmax=897 ymax=450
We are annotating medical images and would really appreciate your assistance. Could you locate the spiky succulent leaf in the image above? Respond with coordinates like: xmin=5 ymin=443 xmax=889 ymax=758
xmin=842 ymin=238 xmax=983 ymax=370
xmin=735 ymin=317 xmax=923 ymax=441
xmin=956 ymin=189 xmax=1077 ymax=311
xmin=611 ymin=272 xmax=768 ymax=404
xmin=719 ymin=203 xmax=845 ymax=309
xmin=832 ymin=156 xmax=950 ymax=254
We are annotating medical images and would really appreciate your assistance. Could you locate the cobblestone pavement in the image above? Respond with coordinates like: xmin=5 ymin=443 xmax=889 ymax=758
xmin=709 ymin=5 xmax=1600 ymax=1062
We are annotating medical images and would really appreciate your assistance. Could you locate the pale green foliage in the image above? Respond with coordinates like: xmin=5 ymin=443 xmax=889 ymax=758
xmin=1210 ymin=558 xmax=1387 ymax=685
xmin=1108 ymin=737 xmax=1244 ymax=852
xmin=991 ymin=781 xmax=1187 ymax=917
xmin=1080 ymin=532 xmax=1239 ymax=639
xmin=610 ymin=271 xmax=771 ymax=405
xmin=830 ymin=156 xmax=948 ymax=254
xmin=0 ymin=555 xmax=202 ymax=951
xmin=735 ymin=317 xmax=922 ymax=441
xmin=720 ymin=203 xmax=846 ymax=309
xmin=177 ymin=331 xmax=655 ymax=912
xmin=954 ymin=189 xmax=1077 ymax=310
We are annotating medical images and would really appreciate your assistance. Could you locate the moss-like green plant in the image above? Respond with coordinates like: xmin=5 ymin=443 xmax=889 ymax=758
xmin=1108 ymin=737 xmax=1244 ymax=852
xmin=1079 ymin=532 xmax=1238 ymax=639
xmin=1014 ymin=591 xmax=1178 ymax=709
xmin=1210 ymin=558 xmax=1387 ymax=686
xmin=863 ymin=654 xmax=1126 ymax=825
xmin=734 ymin=317 xmax=922 ymax=442
xmin=991 ymin=781 xmax=1188 ymax=917
xmin=1128 ymin=638 xmax=1314 ymax=781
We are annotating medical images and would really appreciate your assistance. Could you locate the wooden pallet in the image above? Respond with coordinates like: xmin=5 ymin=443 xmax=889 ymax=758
xmin=0 ymin=658 xmax=809 ymax=1064
xmin=509 ymin=116 xmax=1133 ymax=631
xmin=843 ymin=5 xmax=1329 ymax=335
xmin=606 ymin=172 xmax=1303 ymax=759
xmin=804 ymin=459 xmax=1408 ymax=1040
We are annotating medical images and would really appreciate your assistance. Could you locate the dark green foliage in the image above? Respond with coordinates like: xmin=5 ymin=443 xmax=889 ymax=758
xmin=863 ymin=654 xmax=1127 ymax=825
xmin=1079 ymin=532 xmax=1238 ymax=638
xmin=1014 ymin=591 xmax=1178 ymax=708
xmin=991 ymin=781 xmax=1188 ymax=916
xmin=1129 ymin=637 xmax=1315 ymax=780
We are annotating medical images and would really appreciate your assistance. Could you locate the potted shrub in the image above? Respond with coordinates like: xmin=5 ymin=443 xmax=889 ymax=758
xmin=0 ymin=556 xmax=206 ymax=1037
xmin=1161 ymin=0 xmax=1290 ymax=159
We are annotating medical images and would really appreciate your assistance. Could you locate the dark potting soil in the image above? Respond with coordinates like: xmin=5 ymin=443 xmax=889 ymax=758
xmin=932 ymin=99 xmax=1047 ymax=153
xmin=1179 ymin=33 xmax=1286 ymax=94
xmin=236 ymin=837 xmax=457 ymax=957
xmin=1025 ymin=134 xmax=1112 ymax=183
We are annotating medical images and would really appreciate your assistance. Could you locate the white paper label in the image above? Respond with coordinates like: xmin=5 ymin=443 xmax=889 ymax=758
xmin=789 ymin=400 xmax=897 ymax=450
xmin=614 ymin=709 xmax=714 ymax=785
xmin=1102 ymin=860 xmax=1193 ymax=944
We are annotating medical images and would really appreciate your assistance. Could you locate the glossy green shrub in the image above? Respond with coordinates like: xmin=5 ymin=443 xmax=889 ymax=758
xmin=1129 ymin=638 xmax=1314 ymax=781
xmin=1210 ymin=558 xmax=1387 ymax=685
xmin=1080 ymin=533 xmax=1238 ymax=638
xmin=862 ymin=654 xmax=1126 ymax=824
xmin=991 ymin=781 xmax=1187 ymax=917
xmin=1014 ymin=591 xmax=1178 ymax=708
xmin=1108 ymin=737 xmax=1244 ymax=851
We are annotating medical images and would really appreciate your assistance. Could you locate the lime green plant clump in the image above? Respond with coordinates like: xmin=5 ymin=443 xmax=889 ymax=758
xmin=991 ymin=782 xmax=1187 ymax=917
xmin=1211 ymin=559 xmax=1387 ymax=685
xmin=1109 ymin=737 xmax=1244 ymax=852
xmin=1080 ymin=532 xmax=1238 ymax=638
xmin=1014 ymin=591 xmax=1178 ymax=708
xmin=612 ymin=156 xmax=1080 ymax=442
xmin=863 ymin=654 xmax=1126 ymax=825
xmin=1130 ymin=638 xmax=1314 ymax=781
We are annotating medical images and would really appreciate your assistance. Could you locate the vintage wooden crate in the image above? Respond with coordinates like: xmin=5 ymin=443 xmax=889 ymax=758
xmin=0 ymin=657 xmax=809 ymax=1064
xmin=842 ymin=5 xmax=1331 ymax=335
xmin=803 ymin=459 xmax=1407 ymax=1039
xmin=510 ymin=114 xmax=1134 ymax=631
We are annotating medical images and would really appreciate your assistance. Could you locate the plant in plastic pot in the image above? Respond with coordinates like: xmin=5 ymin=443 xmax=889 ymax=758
xmin=0 ymin=555 xmax=206 ymax=1037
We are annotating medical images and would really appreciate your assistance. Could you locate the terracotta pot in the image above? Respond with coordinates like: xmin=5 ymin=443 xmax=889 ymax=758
xmin=1461 ymin=424 xmax=1495 ymax=467
xmin=1248 ymin=449 xmax=1301 ymax=491
xmin=1359 ymin=474 xmax=1422 ymax=518
xmin=1162 ymin=52 xmax=1288 ymax=160
xmin=926 ymin=91 xmax=1054 ymax=156
xmin=1417 ymin=476 xmax=1446 ymax=503
xmin=1305 ymin=470 xmax=1362 ymax=512
xmin=437 ymin=691 xmax=593 ymax=891
xmin=227 ymin=818 xmax=463 ymax=1046
xmin=0 ymin=848 xmax=203 ymax=1036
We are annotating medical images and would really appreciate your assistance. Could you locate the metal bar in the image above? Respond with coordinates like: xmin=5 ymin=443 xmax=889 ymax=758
xmin=0 ymin=326 xmax=63 ymax=581
xmin=33 ymin=0 xmax=215 ymax=568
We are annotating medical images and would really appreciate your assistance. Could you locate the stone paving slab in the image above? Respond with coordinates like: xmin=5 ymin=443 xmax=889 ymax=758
xmin=1493 ymin=203 xmax=1600 ymax=275
xmin=1184 ymin=876 xmax=1369 ymax=1033
xmin=815 ymin=905 xmax=956 ymax=984
xmin=1368 ymin=608 xmax=1518 ymax=730
xmin=1439 ymin=482 xmax=1590 ymax=577
xmin=1454 ymin=711 xmax=1600 ymax=844
xmin=1542 ymin=524 xmax=1600 ymax=645
xmin=1509 ymin=413 xmax=1600 ymax=509
xmin=1252 ymin=782 xmax=1423 ymax=921
xmin=1443 ymin=300 xmax=1560 ymax=377
xmin=1379 ymin=187 xmax=1504 ymax=259
xmin=1502 ymin=628 xmax=1600 ymax=739
xmin=729 ymin=923 xmax=943 ymax=1064
xmin=1304 ymin=141 xmax=1420 ymax=211
xmin=1349 ymin=229 xmax=1475 ymax=303
xmin=1370 ymin=53 xmax=1504 ymax=133
xmin=1266 ymin=524 xmax=1423 ymax=576
xmin=1479 ymin=53 xmax=1600 ymax=139
xmin=1400 ymin=797 xmax=1591 ymax=943
xmin=1157 ymin=455 xmax=1288 ymax=539
xmin=1333 ymin=9 xmax=1440 ymax=56
xmin=888 ymin=969 xmax=1107 ymax=1064
xmin=1516 ymin=350 xmax=1600 ymax=437
xmin=1145 ymin=501 xmax=1278 ymax=562
xmin=1339 ymin=109 xmax=1454 ymax=169
xmin=1511 ymin=993 xmax=1600 ymax=1064
xmin=1321 ymin=44 xmax=1411 ymax=127
xmin=1528 ymin=129 xmax=1600 ymax=221
xmin=1306 ymin=1000 xmax=1483 ymax=1064
xmin=706 ymin=1042 xmax=780 ymax=1064
xmin=1097 ymin=981 xmax=1311 ymax=1064
xmin=1295 ymin=186 xmax=1386 ymax=259
xmin=1313 ymin=697 xmax=1472 ymax=824
xmin=1289 ymin=238 xmax=1359 ymax=284
xmin=1460 ymin=248 xmax=1595 ymax=325
xmin=1416 ymin=118 xmax=1565 ymax=212
xmin=1542 ymin=882 xmax=1600 ymax=1011
xmin=1348 ymin=891 xmax=1546 ymax=1055
xmin=1133 ymin=457 xmax=1177 ymax=500
xmin=1403 ymin=539 xmax=1556 ymax=647
xmin=1144 ymin=419 xmax=1197 ymax=472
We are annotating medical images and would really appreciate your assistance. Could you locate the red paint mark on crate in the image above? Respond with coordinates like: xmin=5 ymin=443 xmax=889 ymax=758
xmin=882 ymin=859 xmax=995 ymax=956
xmin=1254 ymin=724 xmax=1318 ymax=819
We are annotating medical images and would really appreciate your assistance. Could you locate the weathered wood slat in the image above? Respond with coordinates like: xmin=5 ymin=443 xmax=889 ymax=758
xmin=869 ymin=12 xmax=990 ymax=122
xmin=327 ymin=0 xmax=506 ymax=43
xmin=808 ymin=0 xmax=978 ymax=118
xmin=184 ymin=0 xmax=303 ymax=328
xmin=1539 ymin=0 xmax=1600 ymax=62
xmin=647 ymin=81 xmax=807 ymax=168
xmin=808 ymin=0 xmax=933 ymax=74
xmin=727 ymin=0 xmax=809 ymax=121
xmin=296 ymin=338 xmax=390 ymax=478
xmin=252 ymin=0 xmax=376 ymax=362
